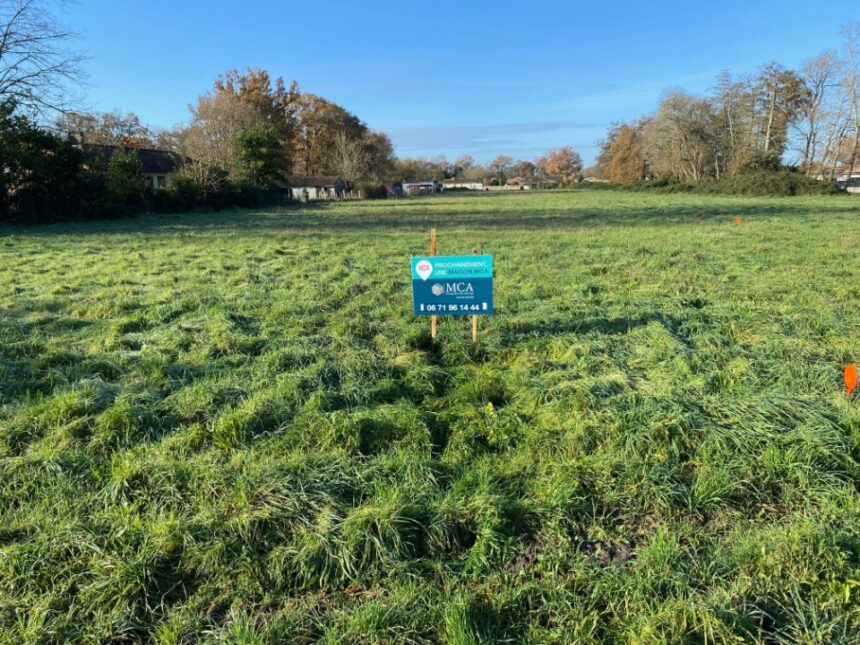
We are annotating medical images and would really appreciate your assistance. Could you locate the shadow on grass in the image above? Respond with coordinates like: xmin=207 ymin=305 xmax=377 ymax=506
xmin=3 ymin=190 xmax=856 ymax=238
xmin=501 ymin=310 xmax=699 ymax=346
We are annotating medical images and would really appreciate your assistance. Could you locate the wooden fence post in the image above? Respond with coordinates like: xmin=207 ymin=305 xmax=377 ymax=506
xmin=471 ymin=246 xmax=478 ymax=343
xmin=430 ymin=229 xmax=437 ymax=339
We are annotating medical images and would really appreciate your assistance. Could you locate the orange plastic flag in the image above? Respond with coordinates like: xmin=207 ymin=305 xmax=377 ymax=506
xmin=845 ymin=364 xmax=858 ymax=396
xmin=734 ymin=217 xmax=743 ymax=224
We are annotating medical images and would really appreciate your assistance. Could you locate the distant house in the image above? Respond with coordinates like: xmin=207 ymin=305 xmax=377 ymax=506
xmin=286 ymin=176 xmax=346 ymax=201
xmin=442 ymin=179 xmax=484 ymax=191
xmin=402 ymin=180 xmax=440 ymax=196
xmin=835 ymin=166 xmax=860 ymax=194
xmin=506 ymin=176 xmax=558 ymax=189
xmin=81 ymin=145 xmax=187 ymax=191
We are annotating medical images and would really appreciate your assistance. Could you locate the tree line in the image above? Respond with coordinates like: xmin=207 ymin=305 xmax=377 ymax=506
xmin=6 ymin=0 xmax=854 ymax=224
xmin=1 ymin=66 xmax=401 ymax=222
xmin=0 ymin=0 xmax=597 ymax=225
xmin=392 ymin=146 xmax=584 ymax=185
xmin=0 ymin=1 xmax=408 ymax=221
xmin=593 ymin=24 xmax=860 ymax=192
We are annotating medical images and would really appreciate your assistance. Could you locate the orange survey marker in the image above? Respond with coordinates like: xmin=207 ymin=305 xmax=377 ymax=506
xmin=844 ymin=364 xmax=858 ymax=396
xmin=734 ymin=217 xmax=743 ymax=224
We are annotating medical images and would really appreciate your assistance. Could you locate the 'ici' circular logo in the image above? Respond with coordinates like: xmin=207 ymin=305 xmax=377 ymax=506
xmin=431 ymin=283 xmax=444 ymax=296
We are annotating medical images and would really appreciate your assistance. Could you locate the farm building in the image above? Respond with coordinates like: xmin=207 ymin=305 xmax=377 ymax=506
xmin=402 ymin=180 xmax=440 ymax=196
xmin=834 ymin=166 xmax=860 ymax=193
xmin=81 ymin=145 xmax=187 ymax=191
xmin=506 ymin=176 xmax=559 ymax=189
xmin=442 ymin=179 xmax=484 ymax=191
xmin=286 ymin=176 xmax=346 ymax=201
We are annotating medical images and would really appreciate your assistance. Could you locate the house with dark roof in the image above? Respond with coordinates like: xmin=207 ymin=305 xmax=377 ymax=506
xmin=81 ymin=145 xmax=188 ymax=191
xmin=286 ymin=176 xmax=345 ymax=200
xmin=506 ymin=176 xmax=558 ymax=189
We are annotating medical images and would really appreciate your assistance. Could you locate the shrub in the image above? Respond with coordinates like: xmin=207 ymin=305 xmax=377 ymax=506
xmin=626 ymin=178 xmax=693 ymax=193
xmin=106 ymin=149 xmax=148 ymax=215
xmin=695 ymin=171 xmax=843 ymax=197
xmin=361 ymin=184 xmax=389 ymax=200
xmin=595 ymin=171 xmax=846 ymax=197
xmin=0 ymin=103 xmax=106 ymax=224
xmin=0 ymin=103 xmax=288 ymax=225
xmin=153 ymin=176 xmax=199 ymax=213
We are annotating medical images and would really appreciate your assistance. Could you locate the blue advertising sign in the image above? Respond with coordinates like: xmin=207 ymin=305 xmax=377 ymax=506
xmin=411 ymin=255 xmax=493 ymax=316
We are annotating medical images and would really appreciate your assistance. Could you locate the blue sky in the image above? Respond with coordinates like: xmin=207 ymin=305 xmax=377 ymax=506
xmin=64 ymin=0 xmax=858 ymax=165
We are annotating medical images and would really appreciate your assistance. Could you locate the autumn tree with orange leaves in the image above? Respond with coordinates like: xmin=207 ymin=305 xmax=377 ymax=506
xmin=605 ymin=124 xmax=647 ymax=183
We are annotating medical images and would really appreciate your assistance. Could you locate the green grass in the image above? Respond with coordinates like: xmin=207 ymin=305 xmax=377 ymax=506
xmin=1 ymin=189 xmax=860 ymax=643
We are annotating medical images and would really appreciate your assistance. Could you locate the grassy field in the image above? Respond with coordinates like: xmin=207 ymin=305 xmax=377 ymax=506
xmin=2 ymin=189 xmax=860 ymax=643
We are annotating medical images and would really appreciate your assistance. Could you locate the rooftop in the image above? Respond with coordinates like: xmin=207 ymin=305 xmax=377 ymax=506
xmin=81 ymin=145 xmax=187 ymax=174
xmin=287 ymin=175 xmax=342 ymax=187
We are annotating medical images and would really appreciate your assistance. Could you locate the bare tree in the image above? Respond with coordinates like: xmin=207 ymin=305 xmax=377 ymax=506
xmin=362 ymin=130 xmax=396 ymax=183
xmin=56 ymin=110 xmax=154 ymax=146
xmin=796 ymin=52 xmax=841 ymax=175
xmin=0 ymin=0 xmax=84 ymax=116
xmin=488 ymin=155 xmax=513 ymax=182
xmin=840 ymin=23 xmax=860 ymax=179
xmin=329 ymin=130 xmax=367 ymax=184
xmin=515 ymin=159 xmax=536 ymax=178
xmin=819 ymin=93 xmax=851 ymax=180
xmin=453 ymin=155 xmax=474 ymax=176
xmin=643 ymin=91 xmax=717 ymax=181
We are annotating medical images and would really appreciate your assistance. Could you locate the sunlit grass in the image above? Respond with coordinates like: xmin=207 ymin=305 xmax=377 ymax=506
xmin=1 ymin=189 xmax=860 ymax=642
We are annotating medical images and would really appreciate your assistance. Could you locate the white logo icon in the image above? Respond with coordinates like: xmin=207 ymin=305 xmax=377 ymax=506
xmin=431 ymin=283 xmax=444 ymax=296
xmin=416 ymin=261 xmax=433 ymax=281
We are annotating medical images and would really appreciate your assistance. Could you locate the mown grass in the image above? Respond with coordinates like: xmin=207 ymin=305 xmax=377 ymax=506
xmin=1 ymin=189 xmax=860 ymax=643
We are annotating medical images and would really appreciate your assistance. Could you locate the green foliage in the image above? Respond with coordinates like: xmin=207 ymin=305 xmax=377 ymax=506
xmin=735 ymin=151 xmax=784 ymax=174
xmin=360 ymin=183 xmax=389 ymax=199
xmin=151 ymin=167 xmax=283 ymax=214
xmin=152 ymin=174 xmax=200 ymax=213
xmin=106 ymin=148 xmax=147 ymax=214
xmin=232 ymin=121 xmax=287 ymax=189
xmin=0 ymin=101 xmax=97 ymax=224
xmin=696 ymin=171 xmax=845 ymax=196
xmin=0 ymin=104 xmax=285 ymax=225
xmin=1 ymin=190 xmax=860 ymax=641
xmin=596 ymin=171 xmax=846 ymax=197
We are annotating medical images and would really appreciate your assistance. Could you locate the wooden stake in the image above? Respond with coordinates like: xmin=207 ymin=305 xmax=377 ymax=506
xmin=471 ymin=246 xmax=478 ymax=343
xmin=430 ymin=228 xmax=437 ymax=340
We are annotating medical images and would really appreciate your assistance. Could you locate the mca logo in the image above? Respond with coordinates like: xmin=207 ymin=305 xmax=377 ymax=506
xmin=432 ymin=282 xmax=474 ymax=296
xmin=447 ymin=283 xmax=474 ymax=293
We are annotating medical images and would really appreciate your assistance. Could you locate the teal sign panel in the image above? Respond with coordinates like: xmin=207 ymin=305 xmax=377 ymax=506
xmin=411 ymin=255 xmax=494 ymax=316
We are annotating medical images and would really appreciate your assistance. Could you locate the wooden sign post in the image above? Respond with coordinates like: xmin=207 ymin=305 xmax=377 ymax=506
xmin=411 ymin=230 xmax=493 ymax=343
xmin=471 ymin=246 xmax=478 ymax=343
xmin=430 ymin=228 xmax=437 ymax=339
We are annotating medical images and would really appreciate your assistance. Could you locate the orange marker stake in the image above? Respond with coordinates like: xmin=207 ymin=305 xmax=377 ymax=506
xmin=734 ymin=217 xmax=743 ymax=224
xmin=844 ymin=364 xmax=858 ymax=396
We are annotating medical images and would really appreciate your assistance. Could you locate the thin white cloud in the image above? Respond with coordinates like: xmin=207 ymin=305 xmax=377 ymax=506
xmin=535 ymin=70 xmax=722 ymax=113
xmin=388 ymin=121 xmax=603 ymax=154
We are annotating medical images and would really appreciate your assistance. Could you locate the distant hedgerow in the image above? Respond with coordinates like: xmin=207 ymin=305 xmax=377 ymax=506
xmin=580 ymin=171 xmax=846 ymax=197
